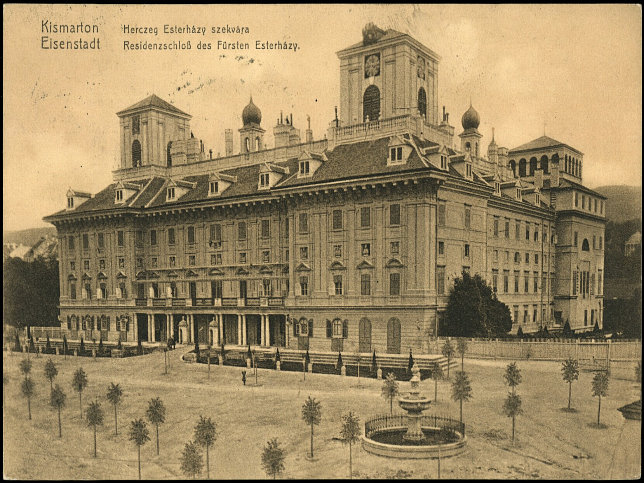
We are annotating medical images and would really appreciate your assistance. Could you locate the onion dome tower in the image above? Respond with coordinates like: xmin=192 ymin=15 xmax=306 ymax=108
xmin=459 ymin=101 xmax=482 ymax=157
xmin=239 ymin=96 xmax=265 ymax=153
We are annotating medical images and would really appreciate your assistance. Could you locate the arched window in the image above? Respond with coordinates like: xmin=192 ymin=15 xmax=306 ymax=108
xmin=245 ymin=137 xmax=250 ymax=152
xmin=509 ymin=160 xmax=516 ymax=176
xmin=386 ymin=318 xmax=401 ymax=354
xmin=551 ymin=153 xmax=559 ymax=171
xmin=564 ymin=155 xmax=568 ymax=173
xmin=363 ymin=85 xmax=380 ymax=122
xmin=358 ymin=318 xmax=372 ymax=352
xmin=417 ymin=87 xmax=427 ymax=119
xmin=465 ymin=141 xmax=471 ymax=152
xmin=529 ymin=157 xmax=537 ymax=175
xmin=519 ymin=159 xmax=527 ymax=177
xmin=298 ymin=317 xmax=309 ymax=336
xmin=255 ymin=136 xmax=261 ymax=150
xmin=167 ymin=141 xmax=173 ymax=167
xmin=132 ymin=140 xmax=142 ymax=167
xmin=582 ymin=239 xmax=590 ymax=251
xmin=540 ymin=155 xmax=549 ymax=174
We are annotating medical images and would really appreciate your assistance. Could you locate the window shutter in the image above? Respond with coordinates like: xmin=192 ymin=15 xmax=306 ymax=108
xmin=308 ymin=319 xmax=313 ymax=337
xmin=326 ymin=320 xmax=332 ymax=338
xmin=342 ymin=320 xmax=348 ymax=339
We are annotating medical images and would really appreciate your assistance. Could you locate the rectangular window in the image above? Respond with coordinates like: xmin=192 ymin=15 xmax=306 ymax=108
xmin=118 ymin=258 xmax=124 ymax=269
xmin=438 ymin=241 xmax=444 ymax=255
xmin=70 ymin=261 xmax=75 ymax=271
xmin=188 ymin=255 xmax=196 ymax=266
xmin=575 ymin=192 xmax=579 ymax=207
xmin=438 ymin=204 xmax=446 ymax=227
xmin=187 ymin=226 xmax=195 ymax=245
xmin=534 ymin=229 xmax=539 ymax=242
xmin=464 ymin=205 xmax=471 ymax=229
xmin=99 ymin=259 xmax=106 ymax=270
xmin=572 ymin=271 xmax=578 ymax=295
xmin=593 ymin=235 xmax=596 ymax=250
xmin=300 ymin=246 xmax=309 ymax=260
xmin=513 ymin=306 xmax=519 ymax=324
xmin=525 ymin=252 xmax=530 ymax=263
xmin=514 ymin=252 xmax=520 ymax=263
xmin=503 ymin=270 xmax=509 ymax=293
xmin=598 ymin=270 xmax=603 ymax=294
xmin=361 ymin=273 xmax=371 ymax=296
xmin=524 ymin=306 xmax=529 ymax=324
xmin=100 ymin=283 xmax=107 ymax=299
xmin=211 ymin=281 xmax=222 ymax=299
xmin=525 ymin=224 xmax=530 ymax=241
xmin=332 ymin=210 xmax=343 ymax=230
xmin=169 ymin=256 xmax=176 ymax=267
xmin=262 ymin=279 xmax=272 ymax=297
xmin=238 ymin=222 xmax=247 ymax=240
xmin=391 ymin=241 xmax=400 ymax=255
xmin=168 ymin=228 xmax=175 ymax=245
xmin=119 ymin=282 xmax=127 ymax=299
xmin=492 ymin=269 xmax=498 ymax=293
xmin=437 ymin=266 xmax=445 ymax=295
xmin=493 ymin=249 xmax=498 ymax=262
xmin=594 ymin=199 xmax=598 ymax=212
xmin=334 ymin=275 xmax=343 ymax=295
xmin=83 ymin=233 xmax=89 ymax=250
xmin=334 ymin=245 xmax=342 ymax=258
xmin=514 ymin=270 xmax=520 ymax=293
xmin=117 ymin=230 xmax=124 ymax=247
xmin=210 ymin=224 xmax=222 ymax=245
xmin=68 ymin=235 xmax=75 ymax=251
xmin=493 ymin=218 xmax=499 ymax=237
xmin=390 ymin=273 xmax=401 ymax=296
xmin=534 ymin=253 xmax=538 ymax=264
xmin=599 ymin=236 xmax=603 ymax=250
xmin=573 ymin=231 xmax=578 ymax=247
xmin=70 ymin=282 xmax=76 ymax=299
xmin=464 ymin=244 xmax=470 ymax=258
xmin=299 ymin=213 xmax=308 ymax=233
xmin=584 ymin=310 xmax=588 ymax=326
xmin=210 ymin=181 xmax=219 ymax=194
xmin=390 ymin=204 xmax=401 ymax=225
xmin=534 ymin=271 xmax=539 ymax=292
xmin=239 ymin=252 xmax=247 ymax=264
xmin=97 ymin=233 xmax=105 ymax=249
xmin=261 ymin=219 xmax=270 ymax=238
xmin=504 ymin=220 xmax=510 ymax=238
xmin=515 ymin=221 xmax=520 ymax=240
xmin=299 ymin=276 xmax=309 ymax=296
xmin=524 ymin=271 xmax=530 ymax=293
xmin=361 ymin=243 xmax=371 ymax=257
xmin=262 ymin=250 xmax=270 ymax=263
xmin=135 ymin=230 xmax=143 ymax=247
xmin=582 ymin=195 xmax=585 ymax=209
xmin=360 ymin=207 xmax=371 ymax=227
xmin=85 ymin=283 xmax=92 ymax=300
xmin=136 ymin=258 xmax=143 ymax=269
xmin=84 ymin=259 xmax=90 ymax=270
xmin=150 ymin=230 xmax=157 ymax=246
xmin=210 ymin=253 xmax=222 ymax=265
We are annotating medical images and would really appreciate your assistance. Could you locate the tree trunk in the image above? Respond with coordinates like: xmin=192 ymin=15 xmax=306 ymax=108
xmin=447 ymin=357 xmax=450 ymax=378
xmin=208 ymin=354 xmax=210 ymax=379
xmin=28 ymin=397 xmax=31 ymax=420
xmin=435 ymin=378 xmax=438 ymax=402
xmin=58 ymin=407 xmax=62 ymax=437
xmin=390 ymin=397 xmax=393 ymax=415
xmin=568 ymin=381 xmax=572 ymax=410
xmin=512 ymin=416 xmax=515 ymax=443
xmin=349 ymin=441 xmax=352 ymax=479
xmin=156 ymin=424 xmax=160 ymax=455
xmin=79 ymin=392 xmax=82 ymax=419
xmin=138 ymin=445 xmax=141 ymax=480
xmin=460 ymin=399 xmax=463 ymax=424
xmin=114 ymin=404 xmax=118 ymax=435
xmin=438 ymin=443 xmax=441 ymax=479
xmin=50 ymin=380 xmax=53 ymax=391
xmin=94 ymin=425 xmax=97 ymax=457
xmin=206 ymin=445 xmax=210 ymax=479
xmin=461 ymin=355 xmax=464 ymax=371
xmin=597 ymin=395 xmax=601 ymax=426
xmin=310 ymin=424 xmax=314 ymax=457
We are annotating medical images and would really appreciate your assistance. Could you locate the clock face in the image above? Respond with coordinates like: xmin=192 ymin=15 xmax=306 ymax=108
xmin=417 ymin=56 xmax=426 ymax=79
xmin=364 ymin=53 xmax=380 ymax=78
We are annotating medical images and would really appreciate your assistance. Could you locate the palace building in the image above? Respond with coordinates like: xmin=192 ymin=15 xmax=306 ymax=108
xmin=44 ymin=23 xmax=606 ymax=353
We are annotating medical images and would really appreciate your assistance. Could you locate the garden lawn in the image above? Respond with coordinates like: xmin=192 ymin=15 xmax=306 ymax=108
xmin=3 ymin=350 xmax=640 ymax=479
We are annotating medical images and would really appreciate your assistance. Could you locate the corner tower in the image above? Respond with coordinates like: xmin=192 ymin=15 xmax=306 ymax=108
xmin=239 ymin=97 xmax=265 ymax=153
xmin=336 ymin=23 xmax=440 ymax=126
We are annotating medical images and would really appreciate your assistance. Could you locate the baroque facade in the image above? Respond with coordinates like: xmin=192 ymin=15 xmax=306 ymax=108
xmin=44 ymin=23 xmax=606 ymax=352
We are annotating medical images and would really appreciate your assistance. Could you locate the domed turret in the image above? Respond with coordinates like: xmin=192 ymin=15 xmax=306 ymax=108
xmin=242 ymin=96 xmax=262 ymax=126
xmin=461 ymin=103 xmax=480 ymax=130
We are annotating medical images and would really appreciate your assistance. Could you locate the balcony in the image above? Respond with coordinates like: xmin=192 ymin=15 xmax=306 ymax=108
xmin=152 ymin=298 xmax=167 ymax=307
xmin=172 ymin=298 xmax=187 ymax=307
xmin=193 ymin=297 xmax=213 ymax=307
xmin=246 ymin=297 xmax=260 ymax=307
xmin=222 ymin=297 xmax=238 ymax=307
xmin=135 ymin=298 xmax=147 ymax=307
xmin=268 ymin=297 xmax=285 ymax=307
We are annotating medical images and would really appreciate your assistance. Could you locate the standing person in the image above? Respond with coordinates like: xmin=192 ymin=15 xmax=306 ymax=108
xmin=242 ymin=370 xmax=247 ymax=386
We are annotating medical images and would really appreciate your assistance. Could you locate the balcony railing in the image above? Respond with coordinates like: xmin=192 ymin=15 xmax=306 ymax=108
xmin=172 ymin=298 xmax=186 ymax=306
xmin=152 ymin=298 xmax=167 ymax=307
xmin=193 ymin=297 xmax=213 ymax=307
xmin=246 ymin=297 xmax=260 ymax=306
xmin=222 ymin=297 xmax=238 ymax=307
xmin=268 ymin=297 xmax=285 ymax=306
xmin=135 ymin=298 xmax=147 ymax=306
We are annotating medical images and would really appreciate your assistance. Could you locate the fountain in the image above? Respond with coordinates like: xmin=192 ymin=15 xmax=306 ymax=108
xmin=361 ymin=363 xmax=467 ymax=458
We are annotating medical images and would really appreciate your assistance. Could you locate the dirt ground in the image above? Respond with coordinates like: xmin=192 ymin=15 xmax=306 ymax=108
xmin=3 ymin=349 xmax=641 ymax=479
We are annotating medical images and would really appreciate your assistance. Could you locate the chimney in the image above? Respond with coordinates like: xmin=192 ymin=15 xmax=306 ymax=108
xmin=209 ymin=149 xmax=213 ymax=160
xmin=551 ymin=163 xmax=560 ymax=187
xmin=305 ymin=115 xmax=313 ymax=143
xmin=225 ymin=129 xmax=233 ymax=156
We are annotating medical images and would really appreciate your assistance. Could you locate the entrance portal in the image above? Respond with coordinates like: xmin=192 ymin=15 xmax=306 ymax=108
xmin=154 ymin=314 xmax=167 ymax=342
xmin=223 ymin=314 xmax=238 ymax=344
xmin=246 ymin=315 xmax=261 ymax=345
xmin=194 ymin=314 xmax=210 ymax=345
xmin=136 ymin=313 xmax=148 ymax=342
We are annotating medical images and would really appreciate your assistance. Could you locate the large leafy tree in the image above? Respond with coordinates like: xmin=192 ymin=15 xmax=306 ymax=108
xmin=261 ymin=438 xmax=285 ymax=479
xmin=146 ymin=397 xmax=166 ymax=455
xmin=129 ymin=419 xmax=151 ymax=480
xmin=50 ymin=384 xmax=66 ymax=438
xmin=301 ymin=396 xmax=322 ymax=458
xmin=591 ymin=371 xmax=610 ymax=426
xmin=180 ymin=441 xmax=204 ymax=479
xmin=381 ymin=372 xmax=399 ymax=414
xmin=442 ymin=271 xmax=512 ymax=337
xmin=194 ymin=416 xmax=217 ymax=479
xmin=340 ymin=411 xmax=361 ymax=479
xmin=44 ymin=359 xmax=58 ymax=391
xmin=86 ymin=400 xmax=104 ymax=457
xmin=451 ymin=371 xmax=473 ymax=424
xmin=72 ymin=367 xmax=88 ymax=419
xmin=561 ymin=358 xmax=580 ymax=410
xmin=106 ymin=383 xmax=124 ymax=435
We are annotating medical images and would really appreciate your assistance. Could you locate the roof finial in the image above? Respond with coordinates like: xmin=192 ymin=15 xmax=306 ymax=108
xmin=492 ymin=127 xmax=495 ymax=142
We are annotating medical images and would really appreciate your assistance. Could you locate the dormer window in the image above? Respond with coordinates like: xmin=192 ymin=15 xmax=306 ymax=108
xmin=300 ymin=160 xmax=310 ymax=175
xmin=260 ymin=173 xmax=270 ymax=188
xmin=516 ymin=188 xmax=521 ymax=200
xmin=466 ymin=163 xmax=472 ymax=178
xmin=167 ymin=187 xmax=176 ymax=200
xmin=494 ymin=182 xmax=501 ymax=194
xmin=390 ymin=147 xmax=403 ymax=162
xmin=535 ymin=193 xmax=540 ymax=205
xmin=441 ymin=155 xmax=447 ymax=170
xmin=115 ymin=190 xmax=123 ymax=202
xmin=67 ymin=197 xmax=74 ymax=208
xmin=209 ymin=181 xmax=219 ymax=195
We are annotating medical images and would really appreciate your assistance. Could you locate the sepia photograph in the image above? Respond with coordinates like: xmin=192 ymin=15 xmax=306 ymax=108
xmin=3 ymin=4 xmax=641 ymax=479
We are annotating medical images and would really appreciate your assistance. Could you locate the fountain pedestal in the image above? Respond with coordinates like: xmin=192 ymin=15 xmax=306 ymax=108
xmin=397 ymin=363 xmax=432 ymax=442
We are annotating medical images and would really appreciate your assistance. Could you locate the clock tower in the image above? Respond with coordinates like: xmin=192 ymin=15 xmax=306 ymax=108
xmin=336 ymin=23 xmax=440 ymax=126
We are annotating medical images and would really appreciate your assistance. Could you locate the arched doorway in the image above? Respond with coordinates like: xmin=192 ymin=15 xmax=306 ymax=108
xmin=132 ymin=140 xmax=142 ymax=167
xmin=417 ymin=87 xmax=427 ymax=119
xmin=358 ymin=318 xmax=372 ymax=353
xmin=363 ymin=85 xmax=380 ymax=122
xmin=387 ymin=318 xmax=401 ymax=354
xmin=519 ymin=159 xmax=527 ymax=177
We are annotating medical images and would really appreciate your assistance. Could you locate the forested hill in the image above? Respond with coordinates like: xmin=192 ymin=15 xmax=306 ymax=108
xmin=594 ymin=185 xmax=642 ymax=223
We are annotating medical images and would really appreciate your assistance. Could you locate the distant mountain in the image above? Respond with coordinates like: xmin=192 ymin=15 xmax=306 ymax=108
xmin=594 ymin=185 xmax=642 ymax=223
xmin=3 ymin=227 xmax=57 ymax=246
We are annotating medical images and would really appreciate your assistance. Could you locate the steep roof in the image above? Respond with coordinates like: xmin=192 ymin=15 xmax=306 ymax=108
xmin=509 ymin=135 xmax=581 ymax=154
xmin=116 ymin=94 xmax=190 ymax=117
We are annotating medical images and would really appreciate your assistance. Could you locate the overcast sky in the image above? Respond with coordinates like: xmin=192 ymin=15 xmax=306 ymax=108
xmin=3 ymin=4 xmax=642 ymax=232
